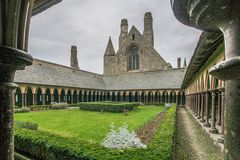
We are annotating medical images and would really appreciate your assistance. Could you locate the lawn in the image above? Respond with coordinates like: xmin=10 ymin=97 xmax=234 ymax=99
xmin=14 ymin=105 xmax=164 ymax=143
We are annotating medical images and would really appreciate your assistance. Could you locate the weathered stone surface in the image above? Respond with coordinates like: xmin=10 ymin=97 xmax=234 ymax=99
xmin=15 ymin=59 xmax=186 ymax=90
xmin=104 ymin=12 xmax=172 ymax=75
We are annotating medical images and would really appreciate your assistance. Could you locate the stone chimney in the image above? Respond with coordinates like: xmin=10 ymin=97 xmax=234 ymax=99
xmin=177 ymin=58 xmax=181 ymax=68
xmin=71 ymin=45 xmax=80 ymax=69
xmin=183 ymin=58 xmax=187 ymax=68
xmin=143 ymin=12 xmax=154 ymax=46
xmin=119 ymin=19 xmax=128 ymax=49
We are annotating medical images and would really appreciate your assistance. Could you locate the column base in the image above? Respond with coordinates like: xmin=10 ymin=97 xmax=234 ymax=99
xmin=200 ymin=119 xmax=205 ymax=123
xmin=217 ymin=137 xmax=224 ymax=144
xmin=197 ymin=115 xmax=201 ymax=119
xmin=204 ymin=122 xmax=211 ymax=127
xmin=209 ymin=128 xmax=218 ymax=134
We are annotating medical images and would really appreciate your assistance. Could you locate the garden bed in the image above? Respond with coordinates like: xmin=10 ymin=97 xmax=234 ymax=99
xmin=14 ymin=105 xmax=176 ymax=159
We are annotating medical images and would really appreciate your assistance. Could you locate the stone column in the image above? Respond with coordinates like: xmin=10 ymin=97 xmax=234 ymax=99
xmin=22 ymin=93 xmax=25 ymax=107
xmin=42 ymin=94 xmax=46 ymax=105
xmin=51 ymin=94 xmax=54 ymax=103
xmin=165 ymin=94 xmax=167 ymax=103
xmin=0 ymin=1 xmax=34 ymax=158
xmin=205 ymin=92 xmax=210 ymax=127
xmin=209 ymin=92 xmax=218 ymax=133
xmin=217 ymin=91 xmax=221 ymax=126
xmin=25 ymin=93 xmax=27 ymax=106
xmin=32 ymin=94 xmax=35 ymax=106
xmin=194 ymin=94 xmax=197 ymax=115
xmin=71 ymin=93 xmax=73 ymax=104
xmin=200 ymin=93 xmax=205 ymax=123
xmin=176 ymin=93 xmax=178 ymax=106
xmin=181 ymin=93 xmax=183 ymax=106
xmin=197 ymin=94 xmax=201 ymax=119
xmin=221 ymin=90 xmax=225 ymax=135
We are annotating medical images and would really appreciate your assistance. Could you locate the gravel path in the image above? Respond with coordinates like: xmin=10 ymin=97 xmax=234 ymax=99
xmin=175 ymin=107 xmax=223 ymax=160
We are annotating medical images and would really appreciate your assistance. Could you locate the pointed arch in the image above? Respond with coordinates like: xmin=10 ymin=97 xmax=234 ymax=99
xmin=128 ymin=45 xmax=139 ymax=70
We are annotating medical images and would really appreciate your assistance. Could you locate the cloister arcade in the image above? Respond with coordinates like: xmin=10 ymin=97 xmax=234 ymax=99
xmin=14 ymin=84 xmax=185 ymax=107
xmin=185 ymin=70 xmax=225 ymax=139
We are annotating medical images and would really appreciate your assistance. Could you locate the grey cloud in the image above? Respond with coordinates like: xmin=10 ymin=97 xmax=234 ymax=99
xmin=29 ymin=0 xmax=201 ymax=73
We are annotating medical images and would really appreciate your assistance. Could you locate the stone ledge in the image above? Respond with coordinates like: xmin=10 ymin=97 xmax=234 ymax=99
xmin=185 ymin=106 xmax=224 ymax=152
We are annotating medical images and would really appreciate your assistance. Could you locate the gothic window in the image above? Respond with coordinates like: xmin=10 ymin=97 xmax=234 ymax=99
xmin=128 ymin=46 xmax=139 ymax=70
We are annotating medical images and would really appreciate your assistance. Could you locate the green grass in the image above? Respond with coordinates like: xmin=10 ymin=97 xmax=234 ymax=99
xmin=14 ymin=105 xmax=164 ymax=143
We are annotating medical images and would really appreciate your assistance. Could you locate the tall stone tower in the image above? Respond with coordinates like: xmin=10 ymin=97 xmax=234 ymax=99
xmin=119 ymin=19 xmax=128 ymax=49
xmin=143 ymin=12 xmax=154 ymax=46
xmin=104 ymin=37 xmax=116 ymax=74
xmin=71 ymin=45 xmax=80 ymax=69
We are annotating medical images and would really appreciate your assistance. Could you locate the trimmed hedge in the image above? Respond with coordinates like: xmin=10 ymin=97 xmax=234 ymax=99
xmin=143 ymin=102 xmax=164 ymax=106
xmin=14 ymin=105 xmax=177 ymax=160
xmin=78 ymin=102 xmax=139 ymax=113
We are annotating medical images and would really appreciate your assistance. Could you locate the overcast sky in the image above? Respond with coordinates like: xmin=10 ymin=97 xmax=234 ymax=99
xmin=29 ymin=0 xmax=201 ymax=74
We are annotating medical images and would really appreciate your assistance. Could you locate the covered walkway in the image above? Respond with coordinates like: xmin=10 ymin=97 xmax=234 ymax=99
xmin=175 ymin=107 xmax=223 ymax=160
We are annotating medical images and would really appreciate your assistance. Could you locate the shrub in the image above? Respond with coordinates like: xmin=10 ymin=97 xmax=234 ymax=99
xmin=50 ymin=102 xmax=69 ymax=110
xmin=78 ymin=102 xmax=139 ymax=113
xmin=14 ymin=105 xmax=177 ymax=160
xmin=15 ymin=121 xmax=38 ymax=130
xmin=102 ymin=124 xmax=146 ymax=149
xmin=28 ymin=105 xmax=51 ymax=111
xmin=14 ymin=105 xmax=20 ymax=109
xmin=14 ymin=107 xmax=31 ymax=113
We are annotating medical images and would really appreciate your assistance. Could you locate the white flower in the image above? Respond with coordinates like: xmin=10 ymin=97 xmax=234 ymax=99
xmin=102 ymin=124 xmax=147 ymax=149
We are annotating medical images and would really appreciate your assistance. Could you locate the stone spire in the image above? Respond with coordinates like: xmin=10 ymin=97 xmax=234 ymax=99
xmin=71 ymin=45 xmax=80 ymax=69
xmin=119 ymin=19 xmax=128 ymax=49
xmin=143 ymin=12 xmax=154 ymax=46
xmin=183 ymin=58 xmax=187 ymax=68
xmin=104 ymin=37 xmax=115 ymax=56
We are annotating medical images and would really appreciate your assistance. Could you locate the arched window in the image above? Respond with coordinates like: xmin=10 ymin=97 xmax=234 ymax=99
xmin=128 ymin=46 xmax=139 ymax=70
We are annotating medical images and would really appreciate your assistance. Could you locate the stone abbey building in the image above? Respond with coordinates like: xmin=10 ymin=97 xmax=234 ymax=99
xmin=104 ymin=12 xmax=172 ymax=74
xmin=1 ymin=0 xmax=239 ymax=158
xmin=13 ymin=12 xmax=186 ymax=107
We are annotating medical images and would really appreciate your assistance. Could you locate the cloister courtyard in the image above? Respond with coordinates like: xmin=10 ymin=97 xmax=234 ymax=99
xmin=1 ymin=0 xmax=240 ymax=160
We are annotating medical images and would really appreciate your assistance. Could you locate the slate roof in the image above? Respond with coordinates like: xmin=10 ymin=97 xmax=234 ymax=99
xmin=15 ymin=59 xmax=186 ymax=90
xmin=181 ymin=32 xmax=223 ymax=89
xmin=103 ymin=69 xmax=186 ymax=90
xmin=15 ymin=59 xmax=106 ymax=90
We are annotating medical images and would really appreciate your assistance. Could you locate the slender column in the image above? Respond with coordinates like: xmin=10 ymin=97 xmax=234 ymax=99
xmin=22 ymin=93 xmax=25 ymax=106
xmin=193 ymin=94 xmax=197 ymax=115
xmin=51 ymin=94 xmax=54 ymax=103
xmin=42 ymin=94 xmax=46 ymax=105
xmin=217 ymin=91 xmax=221 ymax=126
xmin=24 ymin=94 xmax=27 ymax=106
xmin=176 ymin=93 xmax=178 ymax=105
xmin=205 ymin=92 xmax=211 ymax=127
xmin=71 ymin=94 xmax=73 ymax=104
xmin=197 ymin=94 xmax=201 ymax=118
xmin=209 ymin=92 xmax=218 ymax=133
xmin=200 ymin=93 xmax=205 ymax=122
xmin=58 ymin=94 xmax=60 ymax=103
xmin=221 ymin=90 xmax=225 ymax=135
xmin=32 ymin=94 xmax=35 ymax=106
xmin=165 ymin=94 xmax=167 ymax=103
